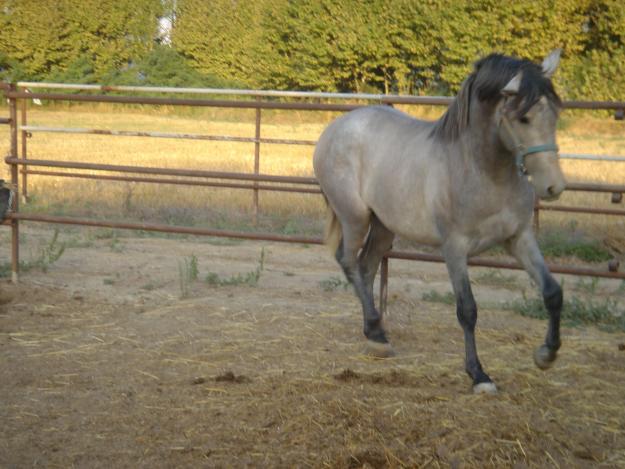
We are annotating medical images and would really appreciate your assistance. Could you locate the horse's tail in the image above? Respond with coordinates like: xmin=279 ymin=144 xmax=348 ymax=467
xmin=322 ymin=196 xmax=342 ymax=255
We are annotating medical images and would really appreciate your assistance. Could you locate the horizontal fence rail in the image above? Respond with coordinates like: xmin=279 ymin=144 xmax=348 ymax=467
xmin=3 ymin=82 xmax=625 ymax=309
xmin=16 ymin=123 xmax=625 ymax=163
xmin=4 ymin=157 xmax=319 ymax=185
xmin=7 ymin=88 xmax=625 ymax=114
xmin=6 ymin=157 xmax=623 ymax=220
xmin=19 ymin=125 xmax=317 ymax=146
xmin=5 ymin=213 xmax=623 ymax=281
xmin=5 ymin=212 xmax=323 ymax=245
xmin=559 ymin=153 xmax=625 ymax=163
xmin=6 ymin=90 xmax=364 ymax=112
xmin=19 ymin=170 xmax=323 ymax=194
xmin=14 ymin=81 xmax=625 ymax=112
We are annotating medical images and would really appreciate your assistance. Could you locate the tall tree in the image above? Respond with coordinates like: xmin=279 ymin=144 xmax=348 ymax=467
xmin=0 ymin=0 xmax=162 ymax=80
xmin=172 ymin=0 xmax=278 ymax=88
xmin=430 ymin=0 xmax=587 ymax=93
xmin=558 ymin=0 xmax=625 ymax=101
xmin=1 ymin=0 xmax=624 ymax=100
xmin=0 ymin=0 xmax=75 ymax=78
xmin=256 ymin=0 xmax=439 ymax=93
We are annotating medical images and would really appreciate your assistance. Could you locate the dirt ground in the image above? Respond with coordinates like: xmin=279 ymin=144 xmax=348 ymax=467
xmin=1 ymin=225 xmax=624 ymax=468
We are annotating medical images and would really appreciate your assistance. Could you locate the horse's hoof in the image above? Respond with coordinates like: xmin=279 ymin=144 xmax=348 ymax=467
xmin=534 ymin=345 xmax=557 ymax=370
xmin=473 ymin=382 xmax=498 ymax=394
xmin=364 ymin=340 xmax=395 ymax=358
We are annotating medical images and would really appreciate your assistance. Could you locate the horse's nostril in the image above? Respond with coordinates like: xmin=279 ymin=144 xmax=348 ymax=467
xmin=543 ymin=182 xmax=565 ymax=200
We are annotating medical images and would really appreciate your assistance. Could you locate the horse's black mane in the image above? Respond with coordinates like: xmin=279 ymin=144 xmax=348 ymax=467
xmin=431 ymin=53 xmax=562 ymax=141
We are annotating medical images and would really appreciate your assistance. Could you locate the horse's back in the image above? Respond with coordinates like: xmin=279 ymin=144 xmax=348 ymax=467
xmin=313 ymin=106 xmax=443 ymax=243
xmin=315 ymin=105 xmax=419 ymax=152
xmin=313 ymin=106 xmax=428 ymax=181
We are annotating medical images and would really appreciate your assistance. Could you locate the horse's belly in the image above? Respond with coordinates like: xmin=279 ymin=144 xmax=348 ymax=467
xmin=468 ymin=210 xmax=521 ymax=255
xmin=364 ymin=161 xmax=444 ymax=246
xmin=370 ymin=198 xmax=442 ymax=246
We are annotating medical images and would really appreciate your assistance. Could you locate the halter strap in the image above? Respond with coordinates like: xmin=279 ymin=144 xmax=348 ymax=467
xmin=514 ymin=143 xmax=559 ymax=174
xmin=500 ymin=116 xmax=559 ymax=175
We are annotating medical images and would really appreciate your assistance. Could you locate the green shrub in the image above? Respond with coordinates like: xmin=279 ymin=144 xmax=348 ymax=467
xmin=538 ymin=231 xmax=612 ymax=263
xmin=422 ymin=290 xmax=456 ymax=305
xmin=205 ymin=248 xmax=265 ymax=287
xmin=504 ymin=295 xmax=625 ymax=332
xmin=319 ymin=276 xmax=350 ymax=292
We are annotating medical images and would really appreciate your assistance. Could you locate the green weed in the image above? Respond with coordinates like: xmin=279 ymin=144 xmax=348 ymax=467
xmin=475 ymin=269 xmax=518 ymax=288
xmin=35 ymin=229 xmax=66 ymax=272
xmin=109 ymin=233 xmax=124 ymax=252
xmin=205 ymin=248 xmax=265 ymax=287
xmin=575 ymin=277 xmax=600 ymax=294
xmin=0 ymin=229 xmax=67 ymax=276
xmin=538 ymin=230 xmax=612 ymax=263
xmin=504 ymin=294 xmax=625 ymax=332
xmin=281 ymin=220 xmax=300 ymax=235
xmin=319 ymin=275 xmax=350 ymax=292
xmin=92 ymin=228 xmax=119 ymax=240
xmin=178 ymin=253 xmax=199 ymax=298
xmin=201 ymin=237 xmax=244 ymax=246
xmin=422 ymin=290 xmax=456 ymax=305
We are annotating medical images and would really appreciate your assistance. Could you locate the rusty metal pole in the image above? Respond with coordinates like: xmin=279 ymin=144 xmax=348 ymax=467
xmin=253 ymin=99 xmax=261 ymax=224
xmin=20 ymin=95 xmax=28 ymax=203
xmin=379 ymin=256 xmax=389 ymax=317
xmin=8 ymin=84 xmax=19 ymax=283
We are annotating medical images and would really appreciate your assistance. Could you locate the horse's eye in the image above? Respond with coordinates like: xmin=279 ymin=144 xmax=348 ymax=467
xmin=519 ymin=116 xmax=530 ymax=124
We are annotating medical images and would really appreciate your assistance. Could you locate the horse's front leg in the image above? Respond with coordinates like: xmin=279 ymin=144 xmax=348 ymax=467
xmin=506 ymin=228 xmax=562 ymax=369
xmin=443 ymin=241 xmax=497 ymax=394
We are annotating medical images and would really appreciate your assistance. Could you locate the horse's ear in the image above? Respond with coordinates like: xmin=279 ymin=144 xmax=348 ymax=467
xmin=542 ymin=49 xmax=562 ymax=78
xmin=502 ymin=72 xmax=522 ymax=96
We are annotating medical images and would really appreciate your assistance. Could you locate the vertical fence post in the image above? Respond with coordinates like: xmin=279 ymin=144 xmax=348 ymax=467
xmin=253 ymin=98 xmax=261 ymax=224
xmin=8 ymin=84 xmax=19 ymax=283
xmin=379 ymin=255 xmax=389 ymax=317
xmin=20 ymin=95 xmax=28 ymax=203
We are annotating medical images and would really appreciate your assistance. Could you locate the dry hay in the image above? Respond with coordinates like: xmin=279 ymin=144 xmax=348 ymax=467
xmin=1 ymin=276 xmax=624 ymax=469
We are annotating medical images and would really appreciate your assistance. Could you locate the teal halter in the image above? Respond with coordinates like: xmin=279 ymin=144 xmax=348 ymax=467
xmin=500 ymin=116 xmax=559 ymax=175
xmin=513 ymin=142 xmax=560 ymax=175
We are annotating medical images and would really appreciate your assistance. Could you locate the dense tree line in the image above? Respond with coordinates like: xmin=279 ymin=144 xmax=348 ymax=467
xmin=0 ymin=0 xmax=623 ymax=100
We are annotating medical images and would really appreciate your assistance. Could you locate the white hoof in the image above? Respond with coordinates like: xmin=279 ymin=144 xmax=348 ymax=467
xmin=533 ymin=345 xmax=556 ymax=370
xmin=473 ymin=382 xmax=498 ymax=394
xmin=364 ymin=340 xmax=395 ymax=358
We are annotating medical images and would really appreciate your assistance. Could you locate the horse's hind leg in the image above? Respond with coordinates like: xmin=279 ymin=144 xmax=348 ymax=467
xmin=334 ymin=211 xmax=393 ymax=356
xmin=358 ymin=214 xmax=395 ymax=303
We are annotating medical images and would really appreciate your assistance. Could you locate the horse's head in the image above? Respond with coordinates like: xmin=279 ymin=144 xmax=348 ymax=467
xmin=496 ymin=50 xmax=566 ymax=200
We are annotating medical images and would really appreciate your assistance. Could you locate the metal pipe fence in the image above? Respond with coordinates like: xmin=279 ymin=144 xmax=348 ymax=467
xmin=2 ymin=83 xmax=624 ymax=310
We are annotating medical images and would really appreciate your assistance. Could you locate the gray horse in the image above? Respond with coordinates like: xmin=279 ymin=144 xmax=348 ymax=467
xmin=313 ymin=50 xmax=566 ymax=393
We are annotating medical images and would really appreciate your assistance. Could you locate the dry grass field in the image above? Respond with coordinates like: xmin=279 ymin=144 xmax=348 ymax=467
xmin=0 ymin=102 xmax=623 ymax=242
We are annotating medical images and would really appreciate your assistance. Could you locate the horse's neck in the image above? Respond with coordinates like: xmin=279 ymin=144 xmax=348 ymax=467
xmin=463 ymin=117 xmax=516 ymax=176
xmin=447 ymin=126 xmax=525 ymax=198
